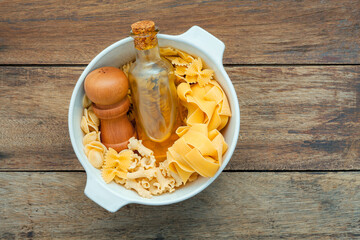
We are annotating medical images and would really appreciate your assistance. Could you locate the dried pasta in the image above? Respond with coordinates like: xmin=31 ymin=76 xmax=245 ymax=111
xmin=122 ymin=61 xmax=133 ymax=78
xmin=81 ymin=107 xmax=99 ymax=133
xmin=177 ymin=80 xmax=231 ymax=131
xmin=80 ymin=47 xmax=231 ymax=199
xmin=166 ymin=124 xmax=228 ymax=183
xmin=84 ymin=140 xmax=107 ymax=169
xmin=102 ymin=148 xmax=132 ymax=183
xmin=82 ymin=95 xmax=92 ymax=108
xmin=81 ymin=101 xmax=103 ymax=168
xmin=159 ymin=47 xmax=231 ymax=183
xmin=185 ymin=58 xmax=214 ymax=86
xmin=124 ymin=137 xmax=181 ymax=197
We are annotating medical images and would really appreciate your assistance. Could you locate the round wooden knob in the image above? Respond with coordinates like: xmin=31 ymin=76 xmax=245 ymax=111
xmin=84 ymin=67 xmax=136 ymax=152
xmin=84 ymin=67 xmax=128 ymax=106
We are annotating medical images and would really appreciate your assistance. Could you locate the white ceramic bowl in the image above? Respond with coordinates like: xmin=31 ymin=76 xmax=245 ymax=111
xmin=68 ymin=26 xmax=240 ymax=212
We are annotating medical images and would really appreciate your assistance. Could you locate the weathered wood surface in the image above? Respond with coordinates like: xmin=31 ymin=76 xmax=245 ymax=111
xmin=1 ymin=66 xmax=359 ymax=170
xmin=0 ymin=0 xmax=359 ymax=65
xmin=1 ymin=0 xmax=360 ymax=239
xmin=0 ymin=172 xmax=359 ymax=239
xmin=233 ymin=66 xmax=360 ymax=170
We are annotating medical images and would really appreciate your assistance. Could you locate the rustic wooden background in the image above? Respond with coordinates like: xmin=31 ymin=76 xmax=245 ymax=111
xmin=1 ymin=0 xmax=359 ymax=239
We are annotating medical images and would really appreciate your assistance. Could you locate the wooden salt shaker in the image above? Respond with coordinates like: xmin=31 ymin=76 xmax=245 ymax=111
xmin=84 ymin=67 xmax=136 ymax=152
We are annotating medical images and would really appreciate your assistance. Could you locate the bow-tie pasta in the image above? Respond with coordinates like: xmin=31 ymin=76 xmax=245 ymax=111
xmin=80 ymin=47 xmax=232 ymax=198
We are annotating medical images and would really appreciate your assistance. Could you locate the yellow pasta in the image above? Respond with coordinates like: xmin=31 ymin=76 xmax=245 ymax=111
xmin=84 ymin=108 xmax=100 ymax=127
xmin=159 ymin=47 xmax=178 ymax=56
xmin=84 ymin=140 xmax=107 ymax=169
xmin=154 ymin=168 xmax=172 ymax=191
xmin=175 ymin=65 xmax=188 ymax=76
xmin=177 ymin=81 xmax=231 ymax=131
xmin=83 ymin=131 xmax=100 ymax=146
xmin=82 ymin=95 xmax=92 ymax=108
xmin=122 ymin=61 xmax=133 ymax=78
xmin=88 ymin=149 xmax=104 ymax=169
xmin=125 ymin=179 xmax=152 ymax=198
xmin=127 ymin=137 xmax=153 ymax=158
xmin=114 ymin=176 xmax=126 ymax=185
xmin=165 ymin=56 xmax=189 ymax=66
xmin=102 ymin=148 xmax=133 ymax=183
xmin=185 ymin=58 xmax=214 ymax=86
xmin=140 ymin=179 xmax=151 ymax=189
xmin=127 ymin=167 xmax=156 ymax=180
xmin=176 ymin=49 xmax=194 ymax=63
xmin=80 ymin=48 xmax=232 ymax=199
xmin=81 ymin=102 xmax=100 ymax=135
xmin=84 ymin=140 xmax=106 ymax=156
xmin=81 ymin=116 xmax=90 ymax=134
xmin=159 ymin=50 xmax=231 ymax=184
xmin=165 ymin=124 xmax=227 ymax=183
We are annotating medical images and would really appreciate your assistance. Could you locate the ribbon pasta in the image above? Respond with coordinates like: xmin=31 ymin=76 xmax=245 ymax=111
xmin=159 ymin=48 xmax=231 ymax=183
xmin=177 ymin=80 xmax=231 ymax=131
xmin=80 ymin=47 xmax=232 ymax=198
xmin=166 ymin=124 xmax=228 ymax=183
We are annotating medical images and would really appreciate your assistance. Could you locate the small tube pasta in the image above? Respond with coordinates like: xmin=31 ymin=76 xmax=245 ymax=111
xmin=125 ymin=179 xmax=152 ymax=198
xmin=127 ymin=167 xmax=156 ymax=180
xmin=140 ymin=179 xmax=151 ymax=189
xmin=128 ymin=137 xmax=153 ymax=157
xmin=81 ymin=49 xmax=231 ymax=199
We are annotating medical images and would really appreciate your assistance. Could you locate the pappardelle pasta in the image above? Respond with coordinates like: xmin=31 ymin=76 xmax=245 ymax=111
xmin=80 ymin=47 xmax=231 ymax=198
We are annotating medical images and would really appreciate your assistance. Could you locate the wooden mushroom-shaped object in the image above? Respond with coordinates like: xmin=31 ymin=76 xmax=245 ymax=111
xmin=84 ymin=67 xmax=136 ymax=152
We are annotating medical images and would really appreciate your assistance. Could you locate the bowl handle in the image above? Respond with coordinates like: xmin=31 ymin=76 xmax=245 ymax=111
xmin=84 ymin=175 xmax=129 ymax=212
xmin=176 ymin=26 xmax=225 ymax=65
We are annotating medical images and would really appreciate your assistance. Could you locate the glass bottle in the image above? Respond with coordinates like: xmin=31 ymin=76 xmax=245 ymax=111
xmin=128 ymin=21 xmax=178 ymax=143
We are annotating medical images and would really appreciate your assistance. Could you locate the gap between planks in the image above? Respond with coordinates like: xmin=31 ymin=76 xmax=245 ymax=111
xmin=0 ymin=63 xmax=359 ymax=67
xmin=1 ymin=170 xmax=360 ymax=173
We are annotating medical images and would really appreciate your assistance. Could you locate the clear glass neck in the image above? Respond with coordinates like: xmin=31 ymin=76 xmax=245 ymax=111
xmin=135 ymin=44 xmax=161 ymax=62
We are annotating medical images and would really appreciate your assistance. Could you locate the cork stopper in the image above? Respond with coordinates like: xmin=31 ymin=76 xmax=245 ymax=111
xmin=131 ymin=20 xmax=158 ymax=50
xmin=131 ymin=20 xmax=155 ymax=35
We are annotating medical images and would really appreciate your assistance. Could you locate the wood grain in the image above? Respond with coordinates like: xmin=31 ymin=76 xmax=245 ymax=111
xmin=0 ymin=67 xmax=82 ymax=170
xmin=1 ymin=66 xmax=359 ymax=171
xmin=0 ymin=0 xmax=359 ymax=64
xmin=232 ymin=66 xmax=360 ymax=170
xmin=0 ymin=172 xmax=359 ymax=239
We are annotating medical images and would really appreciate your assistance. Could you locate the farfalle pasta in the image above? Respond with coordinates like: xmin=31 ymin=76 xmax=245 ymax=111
xmin=80 ymin=47 xmax=231 ymax=198
xmin=102 ymin=148 xmax=132 ymax=183
xmin=185 ymin=58 xmax=214 ymax=86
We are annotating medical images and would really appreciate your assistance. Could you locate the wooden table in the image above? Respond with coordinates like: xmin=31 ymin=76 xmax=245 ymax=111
xmin=1 ymin=1 xmax=359 ymax=239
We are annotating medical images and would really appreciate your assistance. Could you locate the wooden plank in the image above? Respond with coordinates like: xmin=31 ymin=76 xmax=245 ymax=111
xmin=0 ymin=0 xmax=359 ymax=64
xmin=0 ymin=67 xmax=83 ymax=170
xmin=1 ymin=66 xmax=359 ymax=170
xmin=0 ymin=172 xmax=359 ymax=239
xmin=231 ymin=66 xmax=360 ymax=170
